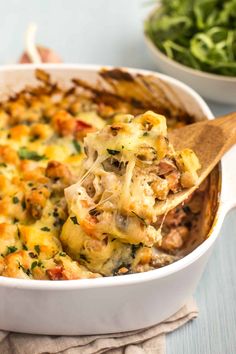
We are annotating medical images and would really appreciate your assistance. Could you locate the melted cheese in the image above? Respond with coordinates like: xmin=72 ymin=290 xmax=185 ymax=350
xmin=63 ymin=110 xmax=200 ymax=275
xmin=0 ymin=71 xmax=200 ymax=280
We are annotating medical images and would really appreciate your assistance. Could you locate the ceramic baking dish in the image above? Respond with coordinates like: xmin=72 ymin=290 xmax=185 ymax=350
xmin=0 ymin=64 xmax=235 ymax=335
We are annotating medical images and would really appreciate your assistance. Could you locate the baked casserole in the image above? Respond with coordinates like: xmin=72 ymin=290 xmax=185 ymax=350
xmin=0 ymin=69 xmax=209 ymax=280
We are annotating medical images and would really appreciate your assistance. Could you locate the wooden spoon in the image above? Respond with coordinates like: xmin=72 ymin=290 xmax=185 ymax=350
xmin=155 ymin=112 xmax=236 ymax=216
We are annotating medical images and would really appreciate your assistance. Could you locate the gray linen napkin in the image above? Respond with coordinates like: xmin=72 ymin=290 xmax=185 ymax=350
xmin=0 ymin=298 xmax=198 ymax=354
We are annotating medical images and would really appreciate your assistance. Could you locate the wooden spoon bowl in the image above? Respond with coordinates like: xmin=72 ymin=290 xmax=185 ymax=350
xmin=155 ymin=112 xmax=236 ymax=215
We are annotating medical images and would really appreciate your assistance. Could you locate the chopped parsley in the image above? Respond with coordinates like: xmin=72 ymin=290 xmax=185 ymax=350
xmin=72 ymin=139 xmax=81 ymax=153
xmin=70 ymin=216 xmax=79 ymax=225
xmin=12 ymin=196 xmax=19 ymax=204
xmin=143 ymin=132 xmax=149 ymax=136
xmin=107 ymin=149 xmax=120 ymax=156
xmin=41 ymin=226 xmax=50 ymax=232
xmin=59 ymin=252 xmax=66 ymax=257
xmin=7 ymin=246 xmax=17 ymax=254
xmin=21 ymin=200 xmax=26 ymax=210
xmin=22 ymin=244 xmax=28 ymax=251
xmin=31 ymin=261 xmax=43 ymax=270
xmin=17 ymin=227 xmax=21 ymax=238
xmin=18 ymin=147 xmax=46 ymax=161
xmin=31 ymin=261 xmax=38 ymax=270
xmin=34 ymin=245 xmax=41 ymax=254
xmin=0 ymin=162 xmax=7 ymax=167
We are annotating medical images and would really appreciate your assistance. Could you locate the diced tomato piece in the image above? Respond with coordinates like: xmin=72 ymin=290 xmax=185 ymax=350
xmin=75 ymin=120 xmax=92 ymax=131
xmin=47 ymin=266 xmax=64 ymax=280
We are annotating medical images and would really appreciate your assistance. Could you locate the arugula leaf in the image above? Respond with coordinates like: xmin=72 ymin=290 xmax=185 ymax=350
xmin=18 ymin=147 xmax=47 ymax=161
xmin=145 ymin=0 xmax=236 ymax=76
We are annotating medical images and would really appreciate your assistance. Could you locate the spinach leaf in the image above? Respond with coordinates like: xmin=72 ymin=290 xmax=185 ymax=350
xmin=18 ymin=147 xmax=47 ymax=161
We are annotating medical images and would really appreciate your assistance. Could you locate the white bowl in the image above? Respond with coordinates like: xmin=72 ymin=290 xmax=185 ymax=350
xmin=0 ymin=64 xmax=236 ymax=335
xmin=144 ymin=34 xmax=236 ymax=105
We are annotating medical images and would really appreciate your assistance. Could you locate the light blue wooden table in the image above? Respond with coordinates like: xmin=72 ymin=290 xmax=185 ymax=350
xmin=1 ymin=1 xmax=236 ymax=352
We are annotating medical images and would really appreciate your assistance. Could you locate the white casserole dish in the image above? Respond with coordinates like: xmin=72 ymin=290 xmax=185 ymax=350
xmin=0 ymin=64 xmax=235 ymax=335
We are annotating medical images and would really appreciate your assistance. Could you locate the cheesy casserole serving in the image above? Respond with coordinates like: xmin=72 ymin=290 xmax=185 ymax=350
xmin=0 ymin=69 xmax=206 ymax=280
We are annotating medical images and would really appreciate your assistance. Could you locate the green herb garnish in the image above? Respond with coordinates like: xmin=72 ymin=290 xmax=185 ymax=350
xmin=70 ymin=216 xmax=79 ymax=225
xmin=31 ymin=261 xmax=38 ymax=270
xmin=21 ymin=200 xmax=26 ymax=210
xmin=107 ymin=149 xmax=120 ymax=156
xmin=18 ymin=147 xmax=46 ymax=161
xmin=34 ymin=245 xmax=40 ymax=254
xmin=12 ymin=196 xmax=19 ymax=204
xmin=17 ymin=227 xmax=21 ymax=238
xmin=0 ymin=162 xmax=7 ymax=167
xmin=7 ymin=246 xmax=17 ymax=254
xmin=31 ymin=261 xmax=43 ymax=270
xmin=59 ymin=252 xmax=66 ymax=257
xmin=72 ymin=139 xmax=81 ymax=153
xmin=41 ymin=226 xmax=50 ymax=232
xmin=143 ymin=132 xmax=149 ymax=137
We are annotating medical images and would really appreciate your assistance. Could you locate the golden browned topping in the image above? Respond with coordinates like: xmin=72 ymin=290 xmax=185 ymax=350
xmin=0 ymin=69 xmax=208 ymax=280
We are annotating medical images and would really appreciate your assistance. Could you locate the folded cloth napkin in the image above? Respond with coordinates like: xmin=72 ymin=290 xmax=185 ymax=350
xmin=0 ymin=298 xmax=198 ymax=354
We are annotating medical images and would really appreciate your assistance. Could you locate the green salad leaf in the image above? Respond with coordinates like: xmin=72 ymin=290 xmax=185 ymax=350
xmin=145 ymin=0 xmax=236 ymax=76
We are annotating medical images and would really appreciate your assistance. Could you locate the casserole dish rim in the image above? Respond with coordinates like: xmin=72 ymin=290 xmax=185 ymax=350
xmin=0 ymin=63 xmax=223 ymax=290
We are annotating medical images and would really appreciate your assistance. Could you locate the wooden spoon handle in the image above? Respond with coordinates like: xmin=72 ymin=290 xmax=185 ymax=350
xmin=208 ymin=112 xmax=236 ymax=151
xmin=160 ymin=112 xmax=236 ymax=215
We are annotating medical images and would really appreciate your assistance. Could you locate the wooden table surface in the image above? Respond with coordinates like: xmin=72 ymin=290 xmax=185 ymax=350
xmin=0 ymin=1 xmax=236 ymax=352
